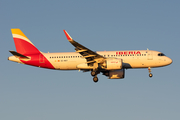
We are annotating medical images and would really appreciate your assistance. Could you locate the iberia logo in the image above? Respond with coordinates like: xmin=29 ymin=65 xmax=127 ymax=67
xmin=116 ymin=51 xmax=141 ymax=55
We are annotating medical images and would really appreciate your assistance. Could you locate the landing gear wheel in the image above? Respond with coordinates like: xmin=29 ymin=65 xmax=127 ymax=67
xmin=91 ymin=71 xmax=96 ymax=76
xmin=149 ymin=73 xmax=153 ymax=78
xmin=93 ymin=77 xmax=98 ymax=83
xmin=148 ymin=67 xmax=153 ymax=78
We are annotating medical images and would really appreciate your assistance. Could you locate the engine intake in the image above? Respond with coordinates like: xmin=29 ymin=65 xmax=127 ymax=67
xmin=102 ymin=58 xmax=122 ymax=70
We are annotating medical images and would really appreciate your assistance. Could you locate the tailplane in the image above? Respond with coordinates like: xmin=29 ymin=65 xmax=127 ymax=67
xmin=11 ymin=29 xmax=40 ymax=55
xmin=9 ymin=50 xmax=30 ymax=59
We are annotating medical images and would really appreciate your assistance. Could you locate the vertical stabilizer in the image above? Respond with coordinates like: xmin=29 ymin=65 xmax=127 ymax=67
xmin=11 ymin=29 xmax=40 ymax=55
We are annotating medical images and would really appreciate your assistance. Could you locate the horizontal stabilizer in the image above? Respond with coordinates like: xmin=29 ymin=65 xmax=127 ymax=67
xmin=9 ymin=51 xmax=29 ymax=59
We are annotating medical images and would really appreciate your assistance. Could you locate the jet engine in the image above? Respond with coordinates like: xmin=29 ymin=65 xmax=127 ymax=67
xmin=103 ymin=69 xmax=125 ymax=79
xmin=101 ymin=58 xmax=123 ymax=70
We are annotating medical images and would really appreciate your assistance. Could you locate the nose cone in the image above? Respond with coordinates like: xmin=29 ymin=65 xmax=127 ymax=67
xmin=167 ymin=57 xmax=173 ymax=65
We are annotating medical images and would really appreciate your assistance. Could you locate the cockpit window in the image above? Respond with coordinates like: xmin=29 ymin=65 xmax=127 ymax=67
xmin=158 ymin=53 xmax=165 ymax=56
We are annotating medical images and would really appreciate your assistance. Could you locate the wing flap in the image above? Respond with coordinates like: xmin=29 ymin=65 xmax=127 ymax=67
xmin=75 ymin=49 xmax=88 ymax=53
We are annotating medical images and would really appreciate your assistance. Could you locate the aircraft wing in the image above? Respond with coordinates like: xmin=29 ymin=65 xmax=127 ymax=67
xmin=63 ymin=30 xmax=105 ymax=64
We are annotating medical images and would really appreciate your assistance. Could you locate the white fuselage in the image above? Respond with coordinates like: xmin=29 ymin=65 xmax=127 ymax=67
xmin=42 ymin=50 xmax=172 ymax=70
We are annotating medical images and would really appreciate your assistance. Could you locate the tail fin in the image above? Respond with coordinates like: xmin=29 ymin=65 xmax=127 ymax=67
xmin=11 ymin=28 xmax=40 ymax=55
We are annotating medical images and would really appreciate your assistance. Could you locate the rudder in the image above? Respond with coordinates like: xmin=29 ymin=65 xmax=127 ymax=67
xmin=11 ymin=28 xmax=40 ymax=55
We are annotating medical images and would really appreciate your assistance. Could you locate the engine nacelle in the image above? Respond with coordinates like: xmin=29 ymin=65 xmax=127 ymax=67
xmin=108 ymin=69 xmax=125 ymax=79
xmin=102 ymin=58 xmax=122 ymax=70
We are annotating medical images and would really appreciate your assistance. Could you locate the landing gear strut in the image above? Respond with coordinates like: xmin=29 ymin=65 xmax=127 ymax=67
xmin=148 ymin=67 xmax=153 ymax=78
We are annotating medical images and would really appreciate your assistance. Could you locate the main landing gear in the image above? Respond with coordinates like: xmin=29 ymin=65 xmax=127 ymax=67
xmin=91 ymin=71 xmax=99 ymax=83
xmin=148 ymin=67 xmax=153 ymax=78
xmin=93 ymin=75 xmax=98 ymax=83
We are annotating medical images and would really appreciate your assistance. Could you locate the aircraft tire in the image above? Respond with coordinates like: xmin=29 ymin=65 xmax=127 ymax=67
xmin=91 ymin=71 xmax=96 ymax=76
xmin=149 ymin=73 xmax=153 ymax=78
xmin=93 ymin=77 xmax=98 ymax=83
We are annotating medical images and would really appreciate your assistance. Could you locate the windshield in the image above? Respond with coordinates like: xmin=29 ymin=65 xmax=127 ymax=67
xmin=158 ymin=53 xmax=166 ymax=56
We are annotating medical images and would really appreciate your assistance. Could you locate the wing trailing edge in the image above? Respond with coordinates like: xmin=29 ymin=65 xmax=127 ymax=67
xmin=63 ymin=30 xmax=105 ymax=63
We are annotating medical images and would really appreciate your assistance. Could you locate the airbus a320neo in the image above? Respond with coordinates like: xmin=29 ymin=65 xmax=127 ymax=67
xmin=8 ymin=29 xmax=172 ymax=82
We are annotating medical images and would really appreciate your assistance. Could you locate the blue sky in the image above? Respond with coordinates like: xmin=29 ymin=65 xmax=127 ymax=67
xmin=0 ymin=0 xmax=180 ymax=120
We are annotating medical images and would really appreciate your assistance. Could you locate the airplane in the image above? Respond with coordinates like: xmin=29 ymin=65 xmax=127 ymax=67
xmin=8 ymin=28 xmax=172 ymax=82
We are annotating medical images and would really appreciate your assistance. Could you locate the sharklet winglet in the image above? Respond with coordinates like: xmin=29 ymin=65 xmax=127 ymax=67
xmin=63 ymin=30 xmax=73 ymax=41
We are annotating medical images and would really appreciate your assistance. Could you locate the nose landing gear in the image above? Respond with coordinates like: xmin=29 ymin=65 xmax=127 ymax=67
xmin=148 ymin=67 xmax=153 ymax=78
xmin=149 ymin=73 xmax=153 ymax=77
